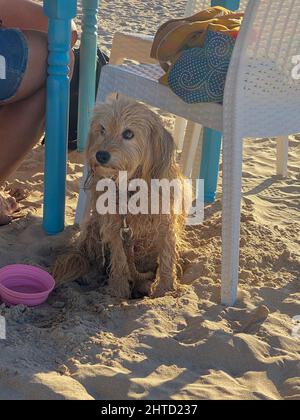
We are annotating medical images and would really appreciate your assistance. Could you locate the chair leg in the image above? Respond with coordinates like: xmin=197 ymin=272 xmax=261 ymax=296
xmin=276 ymin=136 xmax=289 ymax=177
xmin=43 ymin=0 xmax=77 ymax=235
xmin=75 ymin=166 xmax=92 ymax=226
xmin=191 ymin=128 xmax=204 ymax=181
xmin=173 ymin=117 xmax=187 ymax=150
xmin=200 ymin=128 xmax=222 ymax=204
xmin=221 ymin=132 xmax=244 ymax=306
xmin=180 ymin=122 xmax=202 ymax=177
xmin=77 ymin=0 xmax=99 ymax=152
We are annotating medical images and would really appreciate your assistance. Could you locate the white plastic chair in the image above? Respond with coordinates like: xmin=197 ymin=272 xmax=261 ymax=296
xmin=108 ymin=1 xmax=217 ymax=160
xmin=76 ymin=0 xmax=300 ymax=305
xmin=220 ymin=0 xmax=300 ymax=304
xmin=107 ymin=0 xmax=289 ymax=179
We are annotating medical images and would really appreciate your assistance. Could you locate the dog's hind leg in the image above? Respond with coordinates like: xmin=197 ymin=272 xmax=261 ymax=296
xmin=52 ymin=215 xmax=102 ymax=286
xmin=151 ymin=224 xmax=180 ymax=297
xmin=52 ymin=251 xmax=90 ymax=286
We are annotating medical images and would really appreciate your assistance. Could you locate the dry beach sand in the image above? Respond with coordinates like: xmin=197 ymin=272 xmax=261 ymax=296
xmin=0 ymin=0 xmax=299 ymax=400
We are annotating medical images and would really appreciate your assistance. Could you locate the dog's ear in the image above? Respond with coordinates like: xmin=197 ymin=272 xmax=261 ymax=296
xmin=148 ymin=124 xmax=176 ymax=180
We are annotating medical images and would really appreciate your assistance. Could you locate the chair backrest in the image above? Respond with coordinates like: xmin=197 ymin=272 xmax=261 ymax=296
xmin=224 ymin=0 xmax=300 ymax=138
xmin=185 ymin=0 xmax=249 ymax=16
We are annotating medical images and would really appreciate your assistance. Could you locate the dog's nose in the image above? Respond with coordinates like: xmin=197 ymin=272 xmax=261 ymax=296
xmin=96 ymin=151 xmax=111 ymax=165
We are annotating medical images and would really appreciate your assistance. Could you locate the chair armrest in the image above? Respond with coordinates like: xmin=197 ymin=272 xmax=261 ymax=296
xmin=110 ymin=32 xmax=157 ymax=65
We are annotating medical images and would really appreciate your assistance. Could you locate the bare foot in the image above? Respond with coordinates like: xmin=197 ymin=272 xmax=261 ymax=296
xmin=0 ymin=193 xmax=19 ymax=226
xmin=151 ymin=278 xmax=185 ymax=298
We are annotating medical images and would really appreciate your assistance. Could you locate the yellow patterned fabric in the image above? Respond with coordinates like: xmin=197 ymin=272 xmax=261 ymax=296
xmin=150 ymin=6 xmax=244 ymax=85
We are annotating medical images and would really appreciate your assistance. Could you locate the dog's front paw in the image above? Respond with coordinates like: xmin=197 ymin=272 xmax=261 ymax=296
xmin=132 ymin=277 xmax=155 ymax=299
xmin=151 ymin=280 xmax=180 ymax=298
xmin=107 ymin=276 xmax=131 ymax=300
xmin=52 ymin=252 xmax=90 ymax=286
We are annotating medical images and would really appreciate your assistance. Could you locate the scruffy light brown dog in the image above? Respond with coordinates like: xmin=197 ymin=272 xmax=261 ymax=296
xmin=53 ymin=99 xmax=189 ymax=299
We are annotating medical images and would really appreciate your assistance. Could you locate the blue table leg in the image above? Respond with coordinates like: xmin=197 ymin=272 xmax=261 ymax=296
xmin=77 ymin=0 xmax=99 ymax=152
xmin=200 ymin=128 xmax=222 ymax=203
xmin=43 ymin=0 xmax=77 ymax=235
xmin=200 ymin=0 xmax=240 ymax=204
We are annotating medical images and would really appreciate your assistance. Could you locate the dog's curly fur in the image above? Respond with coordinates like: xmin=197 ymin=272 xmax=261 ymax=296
xmin=53 ymin=99 xmax=190 ymax=299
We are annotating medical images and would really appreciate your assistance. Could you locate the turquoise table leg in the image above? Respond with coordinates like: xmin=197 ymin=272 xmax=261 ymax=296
xmin=77 ymin=0 xmax=99 ymax=152
xmin=43 ymin=0 xmax=77 ymax=235
xmin=200 ymin=0 xmax=240 ymax=204
xmin=199 ymin=128 xmax=222 ymax=203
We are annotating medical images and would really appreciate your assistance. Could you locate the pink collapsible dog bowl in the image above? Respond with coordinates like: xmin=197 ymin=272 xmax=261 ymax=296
xmin=0 ymin=265 xmax=55 ymax=307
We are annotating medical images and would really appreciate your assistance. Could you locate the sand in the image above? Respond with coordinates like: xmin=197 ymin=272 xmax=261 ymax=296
xmin=0 ymin=0 xmax=299 ymax=401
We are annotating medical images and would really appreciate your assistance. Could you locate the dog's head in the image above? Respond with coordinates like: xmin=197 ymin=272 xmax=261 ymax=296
xmin=86 ymin=99 xmax=176 ymax=182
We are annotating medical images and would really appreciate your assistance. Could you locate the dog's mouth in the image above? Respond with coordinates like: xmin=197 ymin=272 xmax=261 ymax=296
xmin=90 ymin=155 xmax=112 ymax=169
xmin=88 ymin=155 xmax=142 ymax=182
xmin=89 ymin=158 xmax=120 ymax=180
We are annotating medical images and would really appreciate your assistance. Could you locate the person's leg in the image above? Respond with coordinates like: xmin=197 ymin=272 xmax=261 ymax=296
xmin=0 ymin=29 xmax=74 ymax=224
xmin=2 ymin=30 xmax=48 ymax=105
xmin=0 ymin=30 xmax=47 ymax=223
xmin=0 ymin=86 xmax=45 ymax=224
xmin=0 ymin=87 xmax=46 ymax=182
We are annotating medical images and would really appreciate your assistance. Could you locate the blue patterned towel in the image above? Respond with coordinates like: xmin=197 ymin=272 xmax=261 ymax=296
xmin=168 ymin=30 xmax=236 ymax=104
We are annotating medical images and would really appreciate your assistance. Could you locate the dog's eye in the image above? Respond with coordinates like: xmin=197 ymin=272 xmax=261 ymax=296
xmin=100 ymin=125 xmax=106 ymax=135
xmin=122 ymin=129 xmax=134 ymax=140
